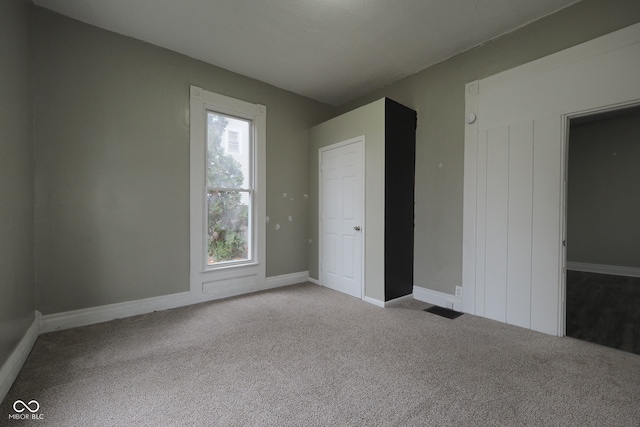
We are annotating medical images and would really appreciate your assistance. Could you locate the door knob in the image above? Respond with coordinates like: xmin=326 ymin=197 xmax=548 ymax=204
xmin=354 ymin=226 xmax=361 ymax=231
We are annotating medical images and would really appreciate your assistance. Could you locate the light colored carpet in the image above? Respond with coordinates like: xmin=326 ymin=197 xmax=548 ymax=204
xmin=2 ymin=283 xmax=639 ymax=426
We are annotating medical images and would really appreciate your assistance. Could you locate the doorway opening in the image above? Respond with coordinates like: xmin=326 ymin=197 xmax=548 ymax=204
xmin=564 ymin=104 xmax=640 ymax=355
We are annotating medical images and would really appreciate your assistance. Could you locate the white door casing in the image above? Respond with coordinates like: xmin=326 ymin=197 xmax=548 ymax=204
xmin=320 ymin=138 xmax=364 ymax=299
xmin=463 ymin=23 xmax=640 ymax=336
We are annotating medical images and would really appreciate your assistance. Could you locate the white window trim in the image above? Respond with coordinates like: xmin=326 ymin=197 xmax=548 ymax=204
xmin=190 ymin=86 xmax=266 ymax=302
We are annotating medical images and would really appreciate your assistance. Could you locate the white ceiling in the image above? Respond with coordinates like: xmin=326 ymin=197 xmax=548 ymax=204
xmin=33 ymin=0 xmax=580 ymax=106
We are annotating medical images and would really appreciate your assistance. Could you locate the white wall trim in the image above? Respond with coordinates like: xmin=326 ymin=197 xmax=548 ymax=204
xmin=363 ymin=296 xmax=385 ymax=308
xmin=40 ymin=292 xmax=193 ymax=334
xmin=40 ymin=271 xmax=313 ymax=334
xmin=413 ymin=286 xmax=463 ymax=311
xmin=264 ymin=271 xmax=310 ymax=289
xmin=384 ymin=293 xmax=414 ymax=307
xmin=0 ymin=311 xmax=40 ymax=403
xmin=567 ymin=262 xmax=640 ymax=278
xmin=308 ymin=277 xmax=320 ymax=285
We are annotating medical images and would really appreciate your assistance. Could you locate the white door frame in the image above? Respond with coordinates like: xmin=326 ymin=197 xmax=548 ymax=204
xmin=319 ymin=136 xmax=366 ymax=300
xmin=463 ymin=23 xmax=640 ymax=336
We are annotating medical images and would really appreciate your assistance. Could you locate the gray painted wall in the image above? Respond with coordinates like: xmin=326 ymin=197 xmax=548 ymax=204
xmin=308 ymin=99 xmax=386 ymax=302
xmin=0 ymin=0 xmax=35 ymax=366
xmin=33 ymin=8 xmax=335 ymax=315
xmin=567 ymin=110 xmax=640 ymax=268
xmin=338 ymin=0 xmax=640 ymax=295
xmin=4 ymin=0 xmax=638 ymax=326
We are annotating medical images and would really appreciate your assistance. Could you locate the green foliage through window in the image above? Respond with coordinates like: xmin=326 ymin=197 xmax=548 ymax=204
xmin=206 ymin=113 xmax=250 ymax=264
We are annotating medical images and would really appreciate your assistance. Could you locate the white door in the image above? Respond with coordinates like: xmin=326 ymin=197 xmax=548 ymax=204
xmin=320 ymin=139 xmax=364 ymax=299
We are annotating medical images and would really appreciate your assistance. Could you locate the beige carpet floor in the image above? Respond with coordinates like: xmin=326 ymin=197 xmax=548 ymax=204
xmin=2 ymin=283 xmax=639 ymax=426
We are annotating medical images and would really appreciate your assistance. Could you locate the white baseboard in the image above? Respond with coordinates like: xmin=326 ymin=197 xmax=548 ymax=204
xmin=413 ymin=286 xmax=463 ymax=311
xmin=308 ymin=277 xmax=320 ymax=285
xmin=363 ymin=296 xmax=385 ymax=308
xmin=41 ymin=271 xmax=312 ymax=334
xmin=567 ymin=262 xmax=640 ymax=278
xmin=384 ymin=293 xmax=413 ymax=307
xmin=264 ymin=271 xmax=309 ymax=289
xmin=0 ymin=311 xmax=40 ymax=403
xmin=40 ymin=291 xmax=193 ymax=334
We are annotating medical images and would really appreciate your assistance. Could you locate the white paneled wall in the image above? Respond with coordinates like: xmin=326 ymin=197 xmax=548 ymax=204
xmin=463 ymin=23 xmax=640 ymax=336
xmin=473 ymin=118 xmax=561 ymax=334
xmin=505 ymin=122 xmax=533 ymax=329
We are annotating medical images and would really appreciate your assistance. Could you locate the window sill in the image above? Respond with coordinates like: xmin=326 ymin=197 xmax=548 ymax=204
xmin=199 ymin=261 xmax=260 ymax=276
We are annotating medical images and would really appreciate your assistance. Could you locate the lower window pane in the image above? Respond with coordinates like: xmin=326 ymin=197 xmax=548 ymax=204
xmin=207 ymin=190 xmax=250 ymax=265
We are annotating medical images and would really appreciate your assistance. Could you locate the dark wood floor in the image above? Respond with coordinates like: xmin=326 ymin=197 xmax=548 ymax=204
xmin=566 ymin=270 xmax=640 ymax=355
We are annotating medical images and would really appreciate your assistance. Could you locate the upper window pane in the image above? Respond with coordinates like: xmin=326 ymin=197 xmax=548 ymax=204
xmin=207 ymin=112 xmax=251 ymax=189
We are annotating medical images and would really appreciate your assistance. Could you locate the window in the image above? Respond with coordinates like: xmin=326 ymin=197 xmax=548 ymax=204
xmin=206 ymin=113 xmax=250 ymax=265
xmin=227 ymin=130 xmax=240 ymax=153
xmin=190 ymin=86 xmax=266 ymax=300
